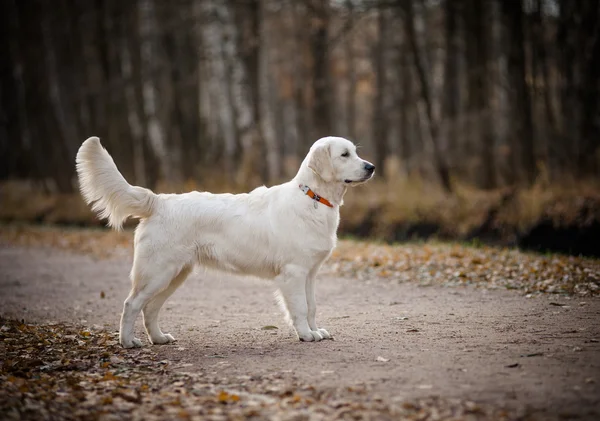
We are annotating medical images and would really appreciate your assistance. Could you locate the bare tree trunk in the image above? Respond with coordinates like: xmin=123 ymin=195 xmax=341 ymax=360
xmin=293 ymin=3 xmax=311 ymax=154
xmin=344 ymin=1 xmax=357 ymax=141
xmin=308 ymin=0 xmax=332 ymax=140
xmin=4 ymin=0 xmax=33 ymax=178
xmin=501 ymin=0 xmax=536 ymax=185
xmin=41 ymin=6 xmax=78 ymax=192
xmin=465 ymin=0 xmax=495 ymax=188
xmin=531 ymin=0 xmax=558 ymax=178
xmin=139 ymin=0 xmax=171 ymax=183
xmin=396 ymin=31 xmax=413 ymax=176
xmin=220 ymin=1 xmax=262 ymax=186
xmin=372 ymin=7 xmax=389 ymax=173
xmin=201 ymin=0 xmax=237 ymax=180
xmin=258 ymin=0 xmax=280 ymax=182
xmin=562 ymin=0 xmax=600 ymax=176
xmin=441 ymin=0 xmax=460 ymax=177
xmin=400 ymin=0 xmax=452 ymax=192
xmin=120 ymin=3 xmax=147 ymax=187
xmin=233 ymin=0 xmax=269 ymax=183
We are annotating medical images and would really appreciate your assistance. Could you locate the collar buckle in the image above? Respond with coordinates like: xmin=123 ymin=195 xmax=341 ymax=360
xmin=299 ymin=184 xmax=310 ymax=195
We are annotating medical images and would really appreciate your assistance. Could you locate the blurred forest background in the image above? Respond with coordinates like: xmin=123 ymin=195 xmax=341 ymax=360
xmin=1 ymin=0 xmax=599 ymax=255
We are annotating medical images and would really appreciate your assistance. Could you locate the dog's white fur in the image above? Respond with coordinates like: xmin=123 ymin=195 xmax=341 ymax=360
xmin=76 ymin=136 xmax=374 ymax=348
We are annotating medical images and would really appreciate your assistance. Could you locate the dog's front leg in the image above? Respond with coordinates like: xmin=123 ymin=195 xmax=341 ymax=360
xmin=306 ymin=273 xmax=332 ymax=340
xmin=277 ymin=265 xmax=325 ymax=342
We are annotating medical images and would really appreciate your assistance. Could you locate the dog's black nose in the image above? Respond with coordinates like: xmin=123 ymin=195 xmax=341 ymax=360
xmin=364 ymin=163 xmax=375 ymax=173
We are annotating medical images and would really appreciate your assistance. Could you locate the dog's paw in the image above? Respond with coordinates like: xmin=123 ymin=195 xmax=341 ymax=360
xmin=317 ymin=328 xmax=333 ymax=340
xmin=121 ymin=337 xmax=143 ymax=348
xmin=150 ymin=333 xmax=176 ymax=345
xmin=298 ymin=330 xmax=325 ymax=342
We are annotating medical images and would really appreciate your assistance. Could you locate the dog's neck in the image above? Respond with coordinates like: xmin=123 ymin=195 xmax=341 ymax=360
xmin=294 ymin=167 xmax=347 ymax=207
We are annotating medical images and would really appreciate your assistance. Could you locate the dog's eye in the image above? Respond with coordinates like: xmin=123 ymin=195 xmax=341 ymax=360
xmin=341 ymin=151 xmax=349 ymax=157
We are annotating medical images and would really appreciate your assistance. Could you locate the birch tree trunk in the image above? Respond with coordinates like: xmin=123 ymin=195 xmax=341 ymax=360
xmin=201 ymin=0 xmax=239 ymax=180
xmin=293 ymin=3 xmax=311 ymax=155
xmin=258 ymin=1 xmax=280 ymax=182
xmin=344 ymin=2 xmax=357 ymax=142
xmin=139 ymin=0 xmax=171 ymax=183
xmin=230 ymin=0 xmax=268 ymax=183
xmin=309 ymin=0 xmax=332 ymax=140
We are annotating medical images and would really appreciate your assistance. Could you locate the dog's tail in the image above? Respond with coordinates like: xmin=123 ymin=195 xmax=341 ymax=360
xmin=76 ymin=137 xmax=156 ymax=230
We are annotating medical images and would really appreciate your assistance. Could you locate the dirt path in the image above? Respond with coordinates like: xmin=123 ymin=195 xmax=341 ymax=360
xmin=1 ymin=244 xmax=599 ymax=420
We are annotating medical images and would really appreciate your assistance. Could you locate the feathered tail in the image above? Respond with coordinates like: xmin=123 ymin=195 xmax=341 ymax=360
xmin=76 ymin=137 xmax=156 ymax=230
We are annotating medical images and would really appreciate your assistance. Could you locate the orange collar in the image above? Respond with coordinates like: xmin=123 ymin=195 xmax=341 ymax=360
xmin=299 ymin=184 xmax=334 ymax=208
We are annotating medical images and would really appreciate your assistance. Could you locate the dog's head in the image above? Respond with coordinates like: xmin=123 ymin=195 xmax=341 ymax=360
xmin=308 ymin=137 xmax=375 ymax=185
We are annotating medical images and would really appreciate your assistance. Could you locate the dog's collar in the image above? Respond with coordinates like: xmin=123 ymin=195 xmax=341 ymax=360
xmin=299 ymin=184 xmax=334 ymax=208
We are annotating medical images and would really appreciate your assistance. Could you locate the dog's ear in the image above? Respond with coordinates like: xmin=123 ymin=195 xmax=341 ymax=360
xmin=308 ymin=144 xmax=334 ymax=182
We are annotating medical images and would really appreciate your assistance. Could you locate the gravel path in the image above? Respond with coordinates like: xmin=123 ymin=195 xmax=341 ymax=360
xmin=1 ymin=243 xmax=599 ymax=420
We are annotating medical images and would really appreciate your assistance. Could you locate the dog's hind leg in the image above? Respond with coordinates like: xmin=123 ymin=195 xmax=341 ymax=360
xmin=119 ymin=260 xmax=183 ymax=348
xmin=276 ymin=265 xmax=324 ymax=342
xmin=142 ymin=266 xmax=191 ymax=345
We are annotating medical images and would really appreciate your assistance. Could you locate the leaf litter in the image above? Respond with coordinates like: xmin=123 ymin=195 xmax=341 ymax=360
xmin=0 ymin=317 xmax=532 ymax=421
xmin=2 ymin=225 xmax=599 ymax=297
xmin=0 ymin=225 xmax=585 ymax=419
xmin=326 ymin=239 xmax=600 ymax=296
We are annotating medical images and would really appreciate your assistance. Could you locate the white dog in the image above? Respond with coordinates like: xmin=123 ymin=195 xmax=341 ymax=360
xmin=76 ymin=136 xmax=375 ymax=348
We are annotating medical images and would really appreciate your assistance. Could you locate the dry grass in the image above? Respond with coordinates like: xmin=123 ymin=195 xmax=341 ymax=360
xmin=1 ymin=176 xmax=599 ymax=244
xmin=341 ymin=175 xmax=600 ymax=241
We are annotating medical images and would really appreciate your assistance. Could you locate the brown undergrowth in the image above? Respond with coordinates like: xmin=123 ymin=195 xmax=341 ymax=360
xmin=2 ymin=177 xmax=599 ymax=246
xmin=340 ymin=176 xmax=600 ymax=241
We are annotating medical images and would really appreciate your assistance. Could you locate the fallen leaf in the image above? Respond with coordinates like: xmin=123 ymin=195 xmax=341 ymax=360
xmin=217 ymin=390 xmax=240 ymax=403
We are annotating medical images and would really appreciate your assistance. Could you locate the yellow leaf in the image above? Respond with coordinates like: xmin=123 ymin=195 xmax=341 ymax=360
xmin=101 ymin=372 xmax=118 ymax=382
xmin=218 ymin=390 xmax=229 ymax=402
xmin=217 ymin=390 xmax=239 ymax=403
